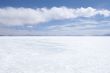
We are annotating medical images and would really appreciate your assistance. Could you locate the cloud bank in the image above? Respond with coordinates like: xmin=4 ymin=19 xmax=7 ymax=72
xmin=0 ymin=7 xmax=110 ymax=25
xmin=1 ymin=18 xmax=110 ymax=36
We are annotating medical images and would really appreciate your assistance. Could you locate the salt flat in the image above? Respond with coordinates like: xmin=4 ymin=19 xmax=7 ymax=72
xmin=0 ymin=36 xmax=110 ymax=73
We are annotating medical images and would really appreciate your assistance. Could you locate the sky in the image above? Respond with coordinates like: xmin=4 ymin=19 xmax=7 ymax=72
xmin=0 ymin=0 xmax=110 ymax=35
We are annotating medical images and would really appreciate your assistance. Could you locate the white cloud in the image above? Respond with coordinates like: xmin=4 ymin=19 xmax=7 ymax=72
xmin=0 ymin=7 xmax=110 ymax=25
xmin=45 ymin=19 xmax=110 ymax=35
xmin=0 ymin=19 xmax=110 ymax=36
xmin=98 ymin=9 xmax=110 ymax=17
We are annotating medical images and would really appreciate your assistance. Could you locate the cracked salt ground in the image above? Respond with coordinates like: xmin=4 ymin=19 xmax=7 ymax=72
xmin=0 ymin=36 xmax=110 ymax=73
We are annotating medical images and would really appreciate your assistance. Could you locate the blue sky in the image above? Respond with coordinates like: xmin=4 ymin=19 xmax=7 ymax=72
xmin=0 ymin=0 xmax=110 ymax=9
xmin=0 ymin=0 xmax=110 ymax=35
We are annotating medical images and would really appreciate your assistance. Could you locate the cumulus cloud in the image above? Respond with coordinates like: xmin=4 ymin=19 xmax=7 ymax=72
xmin=0 ymin=7 xmax=110 ymax=25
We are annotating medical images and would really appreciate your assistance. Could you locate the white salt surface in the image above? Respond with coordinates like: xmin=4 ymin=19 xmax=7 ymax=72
xmin=0 ymin=36 xmax=110 ymax=73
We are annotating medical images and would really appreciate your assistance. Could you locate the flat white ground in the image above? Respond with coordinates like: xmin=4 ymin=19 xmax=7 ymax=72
xmin=0 ymin=36 xmax=110 ymax=73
